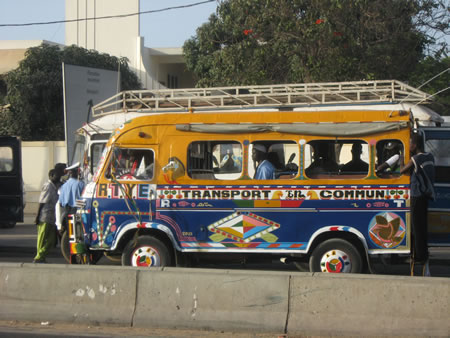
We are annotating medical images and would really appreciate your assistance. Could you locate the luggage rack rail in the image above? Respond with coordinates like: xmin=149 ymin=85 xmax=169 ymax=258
xmin=92 ymin=80 xmax=431 ymax=117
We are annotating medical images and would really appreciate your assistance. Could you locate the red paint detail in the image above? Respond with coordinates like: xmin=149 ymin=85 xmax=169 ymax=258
xmin=248 ymin=243 xmax=260 ymax=248
xmin=330 ymin=226 xmax=339 ymax=231
xmin=268 ymin=244 xmax=281 ymax=248
xmin=290 ymin=243 xmax=303 ymax=248
xmin=326 ymin=260 xmax=343 ymax=273
xmin=281 ymin=200 xmax=303 ymax=208
xmin=243 ymin=226 xmax=254 ymax=233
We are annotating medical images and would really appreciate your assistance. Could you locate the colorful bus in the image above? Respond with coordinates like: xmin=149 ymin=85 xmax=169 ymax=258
xmin=68 ymin=80 xmax=447 ymax=273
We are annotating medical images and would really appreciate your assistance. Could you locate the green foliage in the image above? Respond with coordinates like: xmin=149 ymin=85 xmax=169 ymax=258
xmin=183 ymin=0 xmax=446 ymax=87
xmin=1 ymin=44 xmax=141 ymax=140
xmin=409 ymin=56 xmax=450 ymax=115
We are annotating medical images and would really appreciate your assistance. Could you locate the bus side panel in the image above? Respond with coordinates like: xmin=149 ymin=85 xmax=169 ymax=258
xmin=428 ymin=185 xmax=450 ymax=245
xmin=156 ymin=184 xmax=410 ymax=254
xmin=423 ymin=128 xmax=450 ymax=246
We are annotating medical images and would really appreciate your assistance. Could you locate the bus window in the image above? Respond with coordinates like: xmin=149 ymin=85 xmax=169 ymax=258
xmin=107 ymin=148 xmax=154 ymax=181
xmin=376 ymin=140 xmax=404 ymax=178
xmin=425 ymin=138 xmax=450 ymax=183
xmin=188 ymin=141 xmax=242 ymax=180
xmin=0 ymin=146 xmax=13 ymax=172
xmin=305 ymin=140 xmax=369 ymax=178
xmin=249 ymin=141 xmax=298 ymax=180
xmin=91 ymin=142 xmax=106 ymax=175
xmin=71 ymin=134 xmax=85 ymax=168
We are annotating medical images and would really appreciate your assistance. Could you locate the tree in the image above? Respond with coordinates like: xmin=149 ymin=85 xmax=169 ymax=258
xmin=183 ymin=0 xmax=448 ymax=87
xmin=0 ymin=44 xmax=141 ymax=140
xmin=409 ymin=56 xmax=450 ymax=115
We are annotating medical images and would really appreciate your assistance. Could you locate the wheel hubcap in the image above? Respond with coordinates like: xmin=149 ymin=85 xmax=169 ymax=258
xmin=320 ymin=249 xmax=352 ymax=273
xmin=131 ymin=245 xmax=161 ymax=267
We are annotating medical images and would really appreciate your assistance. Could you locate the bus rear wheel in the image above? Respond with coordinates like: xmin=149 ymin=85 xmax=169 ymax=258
xmin=310 ymin=239 xmax=362 ymax=273
xmin=60 ymin=230 xmax=70 ymax=263
xmin=122 ymin=236 xmax=171 ymax=267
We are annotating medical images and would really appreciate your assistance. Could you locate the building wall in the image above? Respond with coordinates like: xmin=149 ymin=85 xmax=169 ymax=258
xmin=65 ymin=0 xmax=139 ymax=62
xmin=0 ymin=40 xmax=61 ymax=74
xmin=65 ymin=0 xmax=193 ymax=90
xmin=22 ymin=141 xmax=67 ymax=214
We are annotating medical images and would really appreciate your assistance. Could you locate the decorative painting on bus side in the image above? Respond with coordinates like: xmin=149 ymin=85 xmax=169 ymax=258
xmin=368 ymin=212 xmax=406 ymax=248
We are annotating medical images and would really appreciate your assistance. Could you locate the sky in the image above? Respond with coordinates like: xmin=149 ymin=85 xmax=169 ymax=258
xmin=0 ymin=0 xmax=218 ymax=47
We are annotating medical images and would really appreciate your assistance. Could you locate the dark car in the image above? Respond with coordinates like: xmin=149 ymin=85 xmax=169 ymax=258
xmin=0 ymin=136 xmax=24 ymax=228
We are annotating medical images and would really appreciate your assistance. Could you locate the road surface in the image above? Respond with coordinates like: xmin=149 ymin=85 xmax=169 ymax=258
xmin=1 ymin=216 xmax=449 ymax=277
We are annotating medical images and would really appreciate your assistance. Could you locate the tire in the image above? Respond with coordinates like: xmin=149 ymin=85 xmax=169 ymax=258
xmin=60 ymin=231 xmax=70 ymax=263
xmin=309 ymin=238 xmax=363 ymax=273
xmin=121 ymin=235 xmax=171 ymax=267
xmin=294 ymin=261 xmax=310 ymax=272
xmin=104 ymin=252 xmax=122 ymax=263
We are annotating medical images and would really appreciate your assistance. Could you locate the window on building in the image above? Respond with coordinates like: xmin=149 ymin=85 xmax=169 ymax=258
xmin=167 ymin=74 xmax=178 ymax=89
xmin=188 ymin=141 xmax=242 ymax=180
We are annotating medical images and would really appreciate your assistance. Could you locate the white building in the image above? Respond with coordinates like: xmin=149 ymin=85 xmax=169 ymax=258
xmin=65 ymin=0 xmax=195 ymax=89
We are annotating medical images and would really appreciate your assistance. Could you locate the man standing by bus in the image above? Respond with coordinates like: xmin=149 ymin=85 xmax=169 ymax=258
xmin=400 ymin=132 xmax=435 ymax=276
xmin=33 ymin=169 xmax=60 ymax=263
xmin=58 ymin=163 xmax=85 ymax=234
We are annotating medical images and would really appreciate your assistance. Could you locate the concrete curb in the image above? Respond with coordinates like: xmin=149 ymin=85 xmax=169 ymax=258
xmin=0 ymin=264 xmax=449 ymax=336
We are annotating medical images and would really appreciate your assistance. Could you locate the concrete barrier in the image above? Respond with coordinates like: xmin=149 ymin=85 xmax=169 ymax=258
xmin=0 ymin=263 xmax=449 ymax=336
xmin=287 ymin=273 xmax=450 ymax=336
xmin=0 ymin=263 xmax=137 ymax=326
xmin=133 ymin=268 xmax=290 ymax=332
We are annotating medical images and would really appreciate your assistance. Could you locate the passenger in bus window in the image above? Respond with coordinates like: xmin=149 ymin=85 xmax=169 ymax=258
xmin=305 ymin=142 xmax=339 ymax=177
xmin=252 ymin=144 xmax=275 ymax=179
xmin=111 ymin=149 xmax=153 ymax=180
xmin=341 ymin=142 xmax=368 ymax=174
xmin=376 ymin=141 xmax=402 ymax=175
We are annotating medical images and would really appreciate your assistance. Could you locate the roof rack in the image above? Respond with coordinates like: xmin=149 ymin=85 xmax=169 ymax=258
xmin=92 ymin=80 xmax=432 ymax=117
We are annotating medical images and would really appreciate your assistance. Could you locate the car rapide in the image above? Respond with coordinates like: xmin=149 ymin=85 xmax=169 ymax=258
xmin=67 ymin=80 xmax=449 ymax=273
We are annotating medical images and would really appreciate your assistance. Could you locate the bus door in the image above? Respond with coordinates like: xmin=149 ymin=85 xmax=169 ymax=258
xmin=89 ymin=146 xmax=157 ymax=249
xmin=423 ymin=127 xmax=450 ymax=245
xmin=0 ymin=136 xmax=23 ymax=227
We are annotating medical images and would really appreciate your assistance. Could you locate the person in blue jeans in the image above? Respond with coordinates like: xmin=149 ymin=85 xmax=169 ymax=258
xmin=252 ymin=144 xmax=275 ymax=180
xmin=400 ymin=132 xmax=435 ymax=276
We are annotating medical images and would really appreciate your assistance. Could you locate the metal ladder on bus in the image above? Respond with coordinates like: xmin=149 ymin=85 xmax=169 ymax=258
xmin=92 ymin=80 xmax=432 ymax=117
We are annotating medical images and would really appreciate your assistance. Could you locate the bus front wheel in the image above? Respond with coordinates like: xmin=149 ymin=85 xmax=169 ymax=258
xmin=122 ymin=235 xmax=171 ymax=267
xmin=309 ymin=239 xmax=362 ymax=273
